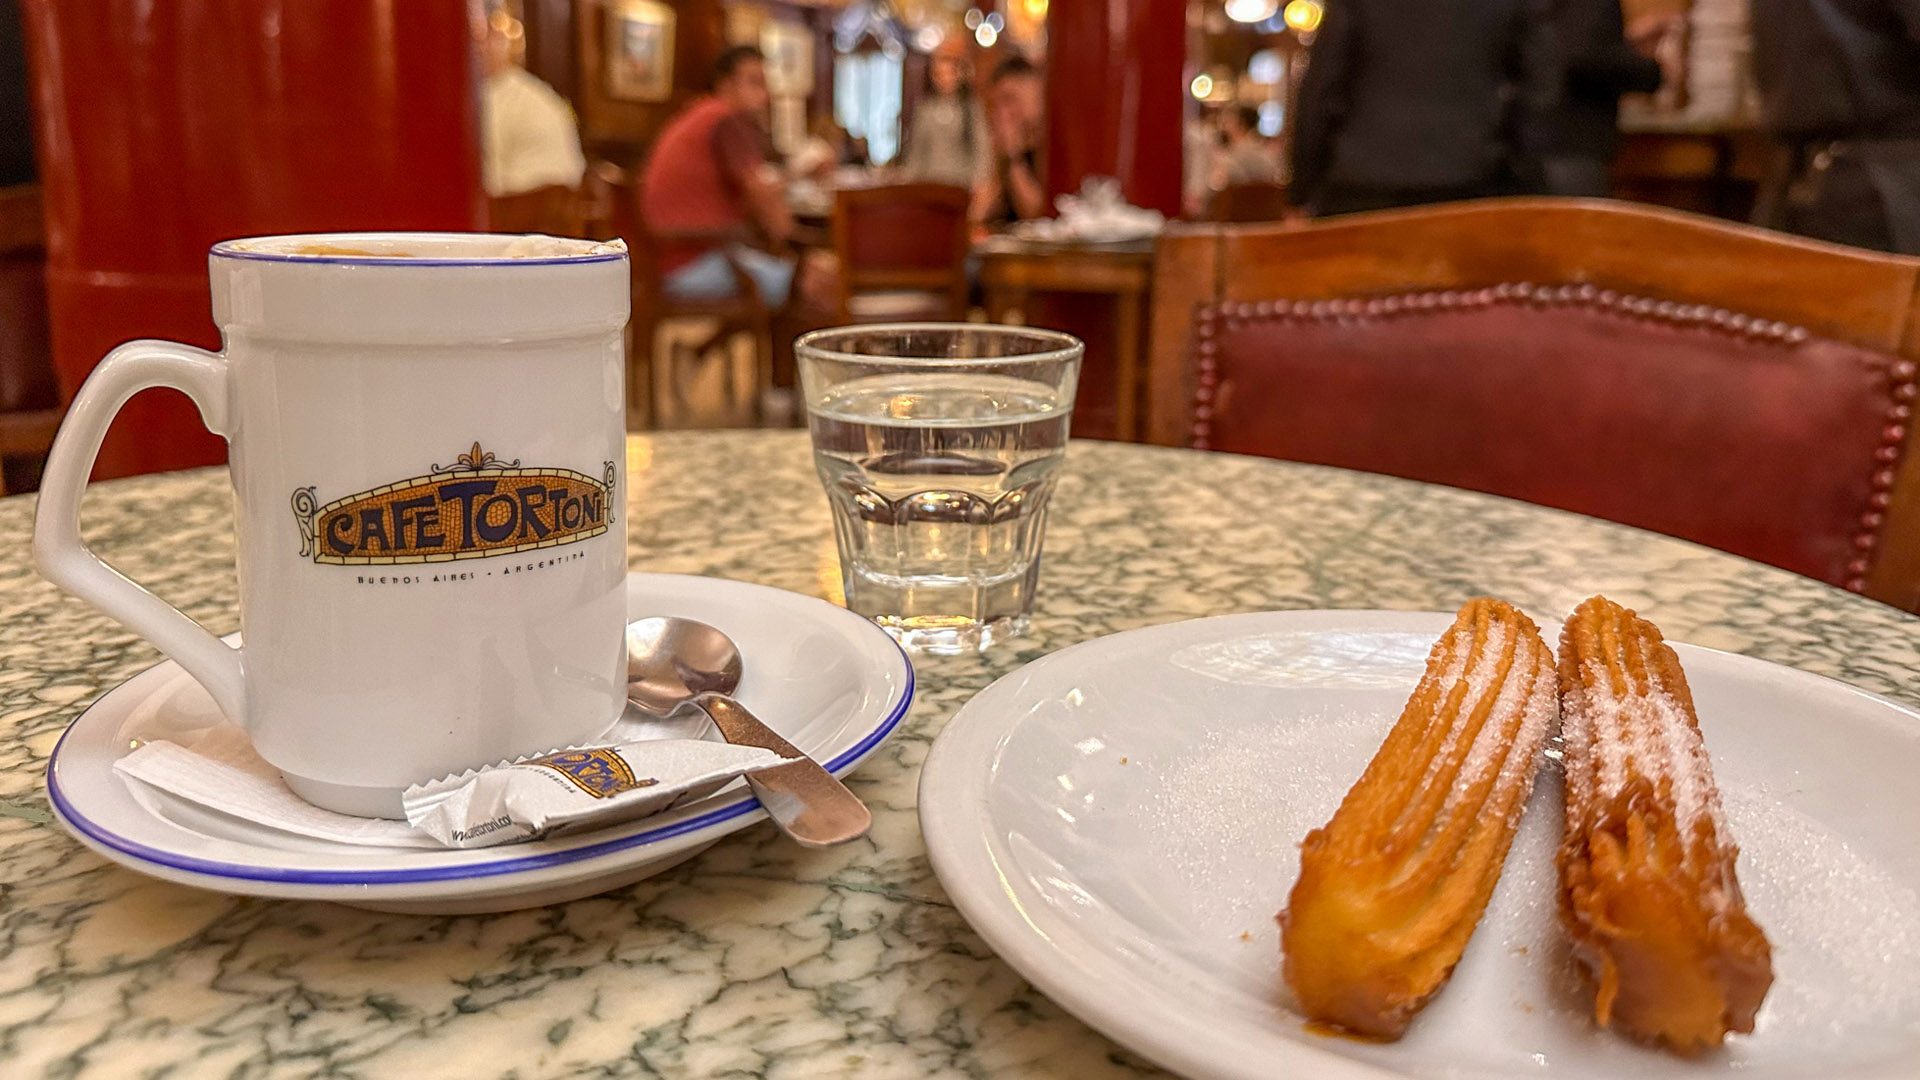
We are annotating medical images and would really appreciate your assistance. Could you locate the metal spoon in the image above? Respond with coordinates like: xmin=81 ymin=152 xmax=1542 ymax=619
xmin=625 ymin=616 xmax=872 ymax=848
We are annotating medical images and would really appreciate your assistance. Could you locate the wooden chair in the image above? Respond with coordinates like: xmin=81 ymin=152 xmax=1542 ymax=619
xmin=1204 ymin=181 xmax=1292 ymax=223
xmin=587 ymin=162 xmax=773 ymax=428
xmin=487 ymin=182 xmax=591 ymax=237
xmin=829 ymin=183 xmax=972 ymax=322
xmin=635 ymin=227 xmax=774 ymax=427
xmin=1146 ymin=198 xmax=1920 ymax=610
xmin=0 ymin=183 xmax=61 ymax=496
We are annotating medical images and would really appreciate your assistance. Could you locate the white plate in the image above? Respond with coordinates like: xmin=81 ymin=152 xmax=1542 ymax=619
xmin=49 ymin=573 xmax=913 ymax=914
xmin=919 ymin=610 xmax=1920 ymax=1080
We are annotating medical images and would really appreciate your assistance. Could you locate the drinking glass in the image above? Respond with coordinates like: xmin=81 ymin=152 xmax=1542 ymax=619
xmin=797 ymin=323 xmax=1083 ymax=654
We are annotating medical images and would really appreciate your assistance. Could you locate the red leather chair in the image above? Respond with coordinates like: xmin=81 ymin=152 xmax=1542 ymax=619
xmin=830 ymin=183 xmax=972 ymax=322
xmin=1146 ymin=199 xmax=1920 ymax=611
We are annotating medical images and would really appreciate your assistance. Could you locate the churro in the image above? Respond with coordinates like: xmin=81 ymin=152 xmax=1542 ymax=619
xmin=1556 ymin=596 xmax=1772 ymax=1054
xmin=1280 ymin=597 xmax=1558 ymax=1039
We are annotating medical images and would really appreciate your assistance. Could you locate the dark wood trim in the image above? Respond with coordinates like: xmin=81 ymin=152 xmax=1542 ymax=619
xmin=1145 ymin=222 xmax=1219 ymax=447
xmin=521 ymin=0 xmax=578 ymax=102
xmin=1868 ymin=287 xmax=1920 ymax=609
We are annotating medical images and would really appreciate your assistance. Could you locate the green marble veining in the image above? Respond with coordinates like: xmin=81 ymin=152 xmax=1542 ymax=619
xmin=1 ymin=431 xmax=1915 ymax=1079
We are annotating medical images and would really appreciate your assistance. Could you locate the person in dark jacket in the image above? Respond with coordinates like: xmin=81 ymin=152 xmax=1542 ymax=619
xmin=1290 ymin=0 xmax=1560 ymax=216
xmin=1751 ymin=0 xmax=1920 ymax=254
xmin=1540 ymin=0 xmax=1673 ymax=196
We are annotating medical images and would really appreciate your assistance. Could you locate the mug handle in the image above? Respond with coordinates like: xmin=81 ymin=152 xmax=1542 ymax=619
xmin=32 ymin=339 xmax=246 ymax=725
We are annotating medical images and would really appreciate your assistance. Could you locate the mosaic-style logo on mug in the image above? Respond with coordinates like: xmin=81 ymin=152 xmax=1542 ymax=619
xmin=524 ymin=747 xmax=656 ymax=799
xmin=291 ymin=443 xmax=617 ymax=565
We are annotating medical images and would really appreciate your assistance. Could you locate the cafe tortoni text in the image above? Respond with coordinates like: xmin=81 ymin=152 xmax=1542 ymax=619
xmin=292 ymin=444 xmax=617 ymax=565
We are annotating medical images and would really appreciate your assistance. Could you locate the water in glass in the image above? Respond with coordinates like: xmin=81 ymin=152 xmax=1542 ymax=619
xmin=810 ymin=371 xmax=1069 ymax=653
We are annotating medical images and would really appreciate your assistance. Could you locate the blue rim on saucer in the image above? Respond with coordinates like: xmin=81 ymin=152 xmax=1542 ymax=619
xmin=46 ymin=577 xmax=913 ymax=887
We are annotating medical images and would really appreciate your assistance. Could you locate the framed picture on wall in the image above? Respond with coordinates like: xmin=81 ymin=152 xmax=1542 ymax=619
xmin=760 ymin=19 xmax=813 ymax=98
xmin=605 ymin=0 xmax=676 ymax=103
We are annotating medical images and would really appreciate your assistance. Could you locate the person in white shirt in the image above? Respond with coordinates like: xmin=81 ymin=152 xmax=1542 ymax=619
xmin=480 ymin=12 xmax=586 ymax=197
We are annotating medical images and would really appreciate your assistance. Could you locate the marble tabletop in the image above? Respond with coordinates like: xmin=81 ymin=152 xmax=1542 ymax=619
xmin=2 ymin=430 xmax=1916 ymax=1080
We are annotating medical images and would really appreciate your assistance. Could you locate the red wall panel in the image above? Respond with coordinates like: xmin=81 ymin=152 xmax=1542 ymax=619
xmin=23 ymin=0 xmax=486 ymax=477
xmin=1043 ymin=0 xmax=1185 ymax=217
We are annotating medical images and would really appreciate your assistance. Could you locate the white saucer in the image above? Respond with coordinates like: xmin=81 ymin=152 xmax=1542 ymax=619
xmin=49 ymin=573 xmax=913 ymax=914
xmin=919 ymin=610 xmax=1920 ymax=1080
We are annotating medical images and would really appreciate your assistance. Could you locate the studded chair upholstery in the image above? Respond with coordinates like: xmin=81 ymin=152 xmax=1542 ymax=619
xmin=1145 ymin=199 xmax=1920 ymax=611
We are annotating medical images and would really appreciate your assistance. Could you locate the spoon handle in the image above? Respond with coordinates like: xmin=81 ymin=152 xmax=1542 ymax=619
xmin=689 ymin=691 xmax=872 ymax=848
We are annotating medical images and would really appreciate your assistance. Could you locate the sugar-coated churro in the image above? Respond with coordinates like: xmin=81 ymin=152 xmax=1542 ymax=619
xmin=1280 ymin=597 xmax=1558 ymax=1039
xmin=1556 ymin=596 xmax=1772 ymax=1054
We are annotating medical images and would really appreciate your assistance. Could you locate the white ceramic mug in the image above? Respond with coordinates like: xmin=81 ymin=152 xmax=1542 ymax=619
xmin=34 ymin=232 xmax=632 ymax=818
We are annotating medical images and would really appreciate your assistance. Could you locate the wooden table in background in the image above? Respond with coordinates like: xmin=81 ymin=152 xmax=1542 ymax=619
xmin=1613 ymin=122 xmax=1773 ymax=222
xmin=976 ymin=234 xmax=1156 ymax=442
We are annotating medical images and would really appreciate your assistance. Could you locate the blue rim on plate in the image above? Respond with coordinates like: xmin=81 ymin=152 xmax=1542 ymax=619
xmin=46 ymin=643 xmax=912 ymax=887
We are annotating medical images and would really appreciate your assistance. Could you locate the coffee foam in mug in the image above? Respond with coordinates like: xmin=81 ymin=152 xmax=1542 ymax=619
xmin=282 ymin=243 xmax=399 ymax=257
xmin=500 ymin=235 xmax=626 ymax=258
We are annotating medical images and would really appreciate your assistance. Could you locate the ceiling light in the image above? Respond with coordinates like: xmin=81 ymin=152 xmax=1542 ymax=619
xmin=1224 ymin=0 xmax=1281 ymax=23
xmin=1283 ymin=0 xmax=1324 ymax=32
xmin=1247 ymin=48 xmax=1283 ymax=85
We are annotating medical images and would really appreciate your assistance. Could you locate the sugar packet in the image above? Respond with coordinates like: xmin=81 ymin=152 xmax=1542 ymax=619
xmin=403 ymin=739 xmax=786 ymax=848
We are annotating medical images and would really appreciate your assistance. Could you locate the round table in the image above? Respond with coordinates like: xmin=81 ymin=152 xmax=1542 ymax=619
xmin=3 ymin=431 xmax=1915 ymax=1079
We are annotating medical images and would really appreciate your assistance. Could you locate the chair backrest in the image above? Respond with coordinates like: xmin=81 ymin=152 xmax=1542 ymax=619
xmin=486 ymin=182 xmax=589 ymax=238
xmin=1146 ymin=198 xmax=1920 ymax=610
xmin=579 ymin=160 xmax=668 ymax=310
xmin=580 ymin=161 xmax=636 ymax=243
xmin=1205 ymin=181 xmax=1291 ymax=223
xmin=830 ymin=183 xmax=972 ymax=318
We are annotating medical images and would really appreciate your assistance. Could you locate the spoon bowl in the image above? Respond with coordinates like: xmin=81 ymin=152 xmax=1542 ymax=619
xmin=626 ymin=616 xmax=743 ymax=713
xmin=625 ymin=615 xmax=873 ymax=847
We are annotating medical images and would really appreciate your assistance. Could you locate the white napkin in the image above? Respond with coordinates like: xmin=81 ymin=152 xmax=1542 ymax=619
xmin=1049 ymin=175 xmax=1166 ymax=242
xmin=112 ymin=719 xmax=770 ymax=850
xmin=115 ymin=726 xmax=439 ymax=848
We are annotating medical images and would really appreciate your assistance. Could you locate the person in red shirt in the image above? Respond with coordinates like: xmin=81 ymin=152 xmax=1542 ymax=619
xmin=641 ymin=47 xmax=818 ymax=305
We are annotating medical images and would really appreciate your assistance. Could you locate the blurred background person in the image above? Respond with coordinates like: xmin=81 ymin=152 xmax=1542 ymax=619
xmin=1290 ymin=0 xmax=1559 ymax=216
xmin=1539 ymin=1 xmax=1678 ymax=197
xmin=479 ymin=5 xmax=585 ymax=197
xmin=1751 ymin=0 xmax=1920 ymax=254
xmin=901 ymin=39 xmax=985 ymax=189
xmin=972 ymin=56 xmax=1049 ymax=225
xmin=1214 ymin=105 xmax=1283 ymax=187
xmin=642 ymin=46 xmax=830 ymax=309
